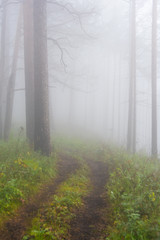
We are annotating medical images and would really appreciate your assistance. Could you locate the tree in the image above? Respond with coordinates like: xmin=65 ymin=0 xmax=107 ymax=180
xmin=33 ymin=0 xmax=51 ymax=155
xmin=0 ymin=0 xmax=7 ymax=138
xmin=3 ymin=6 xmax=22 ymax=141
xmin=127 ymin=0 xmax=136 ymax=153
xmin=151 ymin=0 xmax=157 ymax=157
xmin=23 ymin=0 xmax=34 ymax=145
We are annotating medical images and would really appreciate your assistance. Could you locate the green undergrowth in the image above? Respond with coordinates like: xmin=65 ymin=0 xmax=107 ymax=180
xmin=104 ymin=148 xmax=160 ymax=240
xmin=53 ymin=135 xmax=103 ymax=161
xmin=23 ymin=162 xmax=91 ymax=240
xmin=0 ymin=140 xmax=57 ymax=226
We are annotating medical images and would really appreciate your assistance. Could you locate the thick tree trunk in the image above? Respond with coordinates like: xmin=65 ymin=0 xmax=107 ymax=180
xmin=3 ymin=8 xmax=22 ymax=141
xmin=151 ymin=0 xmax=157 ymax=157
xmin=33 ymin=0 xmax=51 ymax=155
xmin=23 ymin=0 xmax=34 ymax=145
xmin=0 ymin=1 xmax=7 ymax=138
xmin=127 ymin=0 xmax=136 ymax=153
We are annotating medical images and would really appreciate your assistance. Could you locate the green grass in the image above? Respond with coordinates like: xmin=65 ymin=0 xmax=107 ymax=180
xmin=23 ymin=162 xmax=91 ymax=240
xmin=3 ymin=137 xmax=160 ymax=239
xmin=53 ymin=135 xmax=103 ymax=161
xmin=0 ymin=140 xmax=57 ymax=226
xmin=105 ymin=148 xmax=160 ymax=240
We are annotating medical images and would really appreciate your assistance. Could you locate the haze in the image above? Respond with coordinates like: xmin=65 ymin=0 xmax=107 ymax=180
xmin=0 ymin=0 xmax=159 ymax=156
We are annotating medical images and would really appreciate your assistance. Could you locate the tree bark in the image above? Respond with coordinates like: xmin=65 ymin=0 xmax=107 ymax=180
xmin=23 ymin=0 xmax=34 ymax=145
xmin=33 ymin=0 xmax=51 ymax=155
xmin=3 ymin=7 xmax=22 ymax=141
xmin=151 ymin=0 xmax=157 ymax=157
xmin=0 ymin=1 xmax=7 ymax=139
xmin=127 ymin=0 xmax=136 ymax=154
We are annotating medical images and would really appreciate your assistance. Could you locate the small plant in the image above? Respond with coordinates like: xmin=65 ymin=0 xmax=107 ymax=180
xmin=105 ymin=149 xmax=160 ymax=240
xmin=23 ymin=164 xmax=91 ymax=240
xmin=0 ymin=140 xmax=57 ymax=225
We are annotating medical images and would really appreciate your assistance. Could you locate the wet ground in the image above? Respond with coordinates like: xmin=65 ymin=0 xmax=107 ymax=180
xmin=0 ymin=154 xmax=110 ymax=240
xmin=69 ymin=160 xmax=109 ymax=240
xmin=0 ymin=154 xmax=79 ymax=240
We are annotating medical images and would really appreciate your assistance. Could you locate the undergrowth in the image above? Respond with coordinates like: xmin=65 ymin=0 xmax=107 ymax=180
xmin=23 ymin=162 xmax=91 ymax=240
xmin=105 ymin=148 xmax=160 ymax=240
xmin=53 ymin=135 xmax=102 ymax=161
xmin=0 ymin=140 xmax=57 ymax=225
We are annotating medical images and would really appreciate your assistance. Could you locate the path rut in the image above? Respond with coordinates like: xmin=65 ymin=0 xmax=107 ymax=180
xmin=0 ymin=154 xmax=79 ymax=240
xmin=69 ymin=160 xmax=109 ymax=240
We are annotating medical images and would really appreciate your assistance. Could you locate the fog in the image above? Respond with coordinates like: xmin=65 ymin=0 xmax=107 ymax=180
xmin=0 ymin=0 xmax=160 ymax=156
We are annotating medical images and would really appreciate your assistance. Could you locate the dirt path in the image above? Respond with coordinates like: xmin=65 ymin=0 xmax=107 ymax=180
xmin=69 ymin=160 xmax=109 ymax=240
xmin=0 ymin=154 xmax=79 ymax=240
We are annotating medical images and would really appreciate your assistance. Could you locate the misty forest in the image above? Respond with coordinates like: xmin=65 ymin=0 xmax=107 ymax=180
xmin=0 ymin=0 xmax=160 ymax=239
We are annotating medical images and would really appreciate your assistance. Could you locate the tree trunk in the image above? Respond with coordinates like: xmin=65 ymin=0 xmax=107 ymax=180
xmin=151 ymin=0 xmax=157 ymax=157
xmin=127 ymin=0 xmax=136 ymax=153
xmin=33 ymin=0 xmax=51 ymax=156
xmin=23 ymin=0 xmax=34 ymax=145
xmin=0 ymin=1 xmax=7 ymax=139
xmin=111 ymin=55 xmax=116 ymax=141
xmin=3 ymin=7 xmax=22 ymax=141
xmin=118 ymin=53 xmax=122 ymax=144
xmin=68 ymin=82 xmax=75 ymax=130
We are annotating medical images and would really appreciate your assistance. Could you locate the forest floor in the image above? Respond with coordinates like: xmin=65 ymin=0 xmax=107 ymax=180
xmin=0 ymin=139 xmax=160 ymax=240
xmin=0 ymin=150 xmax=110 ymax=240
xmin=0 ymin=154 xmax=79 ymax=240
xmin=69 ymin=159 xmax=109 ymax=240
xmin=1 ymin=140 xmax=160 ymax=239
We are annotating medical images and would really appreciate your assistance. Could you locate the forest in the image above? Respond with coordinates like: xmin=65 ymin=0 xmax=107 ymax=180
xmin=0 ymin=0 xmax=160 ymax=239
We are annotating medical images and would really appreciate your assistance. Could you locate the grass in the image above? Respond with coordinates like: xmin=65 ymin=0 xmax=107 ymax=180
xmin=53 ymin=135 xmax=103 ymax=161
xmin=23 ymin=161 xmax=91 ymax=240
xmin=2 ymin=136 xmax=160 ymax=239
xmin=104 ymin=147 xmax=160 ymax=240
xmin=0 ymin=139 xmax=57 ymax=226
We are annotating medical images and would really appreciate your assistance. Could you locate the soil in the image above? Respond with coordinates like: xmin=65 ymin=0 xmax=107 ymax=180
xmin=0 ymin=153 xmax=79 ymax=240
xmin=0 ymin=153 xmax=110 ymax=240
xmin=69 ymin=160 xmax=109 ymax=240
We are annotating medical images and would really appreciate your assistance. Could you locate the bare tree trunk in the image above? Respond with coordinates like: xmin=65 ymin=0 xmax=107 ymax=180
xmin=84 ymin=81 xmax=88 ymax=129
xmin=3 ymin=8 xmax=22 ymax=141
xmin=68 ymin=81 xmax=75 ymax=130
xmin=104 ymin=55 xmax=111 ymax=141
xmin=33 ymin=0 xmax=51 ymax=156
xmin=127 ymin=0 xmax=136 ymax=153
xmin=118 ymin=53 xmax=122 ymax=144
xmin=0 ymin=1 xmax=7 ymax=138
xmin=23 ymin=0 xmax=34 ymax=145
xmin=112 ymin=55 xmax=116 ymax=141
xmin=151 ymin=0 xmax=157 ymax=157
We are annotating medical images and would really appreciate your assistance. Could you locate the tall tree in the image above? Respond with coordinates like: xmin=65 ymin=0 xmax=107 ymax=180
xmin=151 ymin=0 xmax=157 ymax=157
xmin=33 ymin=0 xmax=51 ymax=155
xmin=0 ymin=0 xmax=7 ymax=138
xmin=23 ymin=0 xmax=34 ymax=145
xmin=4 ymin=7 xmax=22 ymax=141
xmin=127 ymin=0 xmax=136 ymax=153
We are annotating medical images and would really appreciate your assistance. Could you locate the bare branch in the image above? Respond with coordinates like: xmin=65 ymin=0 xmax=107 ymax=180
xmin=47 ymin=37 xmax=68 ymax=71
xmin=0 ymin=0 xmax=21 ymax=9
xmin=15 ymin=85 xmax=56 ymax=92
xmin=47 ymin=0 xmax=95 ymax=38
xmin=51 ymin=77 xmax=92 ymax=94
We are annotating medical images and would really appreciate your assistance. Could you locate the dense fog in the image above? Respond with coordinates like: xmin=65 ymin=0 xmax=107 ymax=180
xmin=0 ymin=0 xmax=160 ymax=156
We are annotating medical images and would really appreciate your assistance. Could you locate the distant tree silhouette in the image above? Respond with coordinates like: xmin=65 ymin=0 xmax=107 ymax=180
xmin=4 ymin=7 xmax=22 ymax=141
xmin=23 ymin=0 xmax=34 ymax=145
xmin=127 ymin=0 xmax=136 ymax=154
xmin=151 ymin=0 xmax=157 ymax=157
xmin=0 ymin=0 xmax=7 ymax=139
